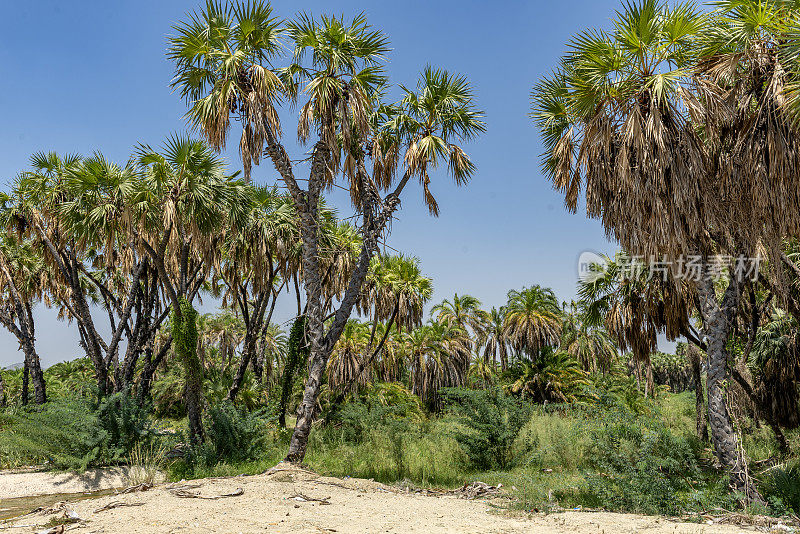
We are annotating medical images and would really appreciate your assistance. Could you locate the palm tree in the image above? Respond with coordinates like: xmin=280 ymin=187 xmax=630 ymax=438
xmin=530 ymin=0 xmax=800 ymax=501
xmin=433 ymin=293 xmax=488 ymax=340
xmin=216 ymin=187 xmax=296 ymax=401
xmin=561 ymin=319 xmax=618 ymax=376
xmin=0 ymin=233 xmax=47 ymax=404
xmin=480 ymin=307 xmax=510 ymax=371
xmin=507 ymin=349 xmax=589 ymax=404
xmin=749 ymin=310 xmax=800 ymax=430
xmin=255 ymin=323 xmax=288 ymax=386
xmin=197 ymin=312 xmax=245 ymax=371
xmin=327 ymin=320 xmax=371 ymax=393
xmin=328 ymin=254 xmax=432 ymax=410
xmin=170 ymin=3 xmax=485 ymax=463
xmin=406 ymin=320 xmax=471 ymax=409
xmin=10 ymin=152 xmax=115 ymax=395
xmin=168 ymin=0 xmax=283 ymax=181
xmin=577 ymin=254 xmax=668 ymax=395
xmin=503 ymin=285 xmax=562 ymax=360
xmin=128 ymin=135 xmax=250 ymax=443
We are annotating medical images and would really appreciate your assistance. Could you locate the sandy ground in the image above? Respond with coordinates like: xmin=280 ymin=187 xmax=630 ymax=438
xmin=0 ymin=468 xmax=134 ymax=498
xmin=0 ymin=464 xmax=772 ymax=534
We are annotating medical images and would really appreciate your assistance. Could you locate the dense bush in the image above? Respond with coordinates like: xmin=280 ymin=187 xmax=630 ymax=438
xmin=761 ymin=462 xmax=800 ymax=515
xmin=174 ymin=402 xmax=269 ymax=477
xmin=98 ymin=390 xmax=153 ymax=460
xmin=1 ymin=399 xmax=111 ymax=470
xmin=440 ymin=387 xmax=531 ymax=470
xmin=580 ymin=403 xmax=701 ymax=515
xmin=328 ymin=383 xmax=423 ymax=443
xmin=205 ymin=401 xmax=267 ymax=462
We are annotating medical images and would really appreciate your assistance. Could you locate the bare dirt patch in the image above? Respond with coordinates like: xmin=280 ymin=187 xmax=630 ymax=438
xmin=0 ymin=468 xmax=133 ymax=499
xmin=0 ymin=465 xmax=771 ymax=533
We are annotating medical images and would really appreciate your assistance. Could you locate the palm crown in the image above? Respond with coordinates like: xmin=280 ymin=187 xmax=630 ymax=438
xmin=169 ymin=0 xmax=284 ymax=180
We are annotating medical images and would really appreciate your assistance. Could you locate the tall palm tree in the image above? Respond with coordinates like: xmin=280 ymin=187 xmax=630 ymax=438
xmin=480 ymin=307 xmax=510 ymax=371
xmin=577 ymin=253 xmax=672 ymax=395
xmin=11 ymin=152 xmax=117 ymax=395
xmin=169 ymin=3 xmax=484 ymax=463
xmin=329 ymin=254 xmax=432 ymax=406
xmin=327 ymin=320 xmax=371 ymax=393
xmin=503 ymin=285 xmax=562 ymax=360
xmin=257 ymin=323 xmax=288 ymax=386
xmin=197 ymin=312 xmax=245 ymax=371
xmin=168 ymin=0 xmax=283 ymax=181
xmin=530 ymin=0 xmax=800 ymax=501
xmin=128 ymin=135 xmax=250 ymax=443
xmin=406 ymin=320 xmax=470 ymax=409
xmin=217 ymin=187 xmax=296 ymax=401
xmin=560 ymin=314 xmax=618 ymax=376
xmin=433 ymin=293 xmax=488 ymax=340
xmin=0 ymin=233 xmax=47 ymax=404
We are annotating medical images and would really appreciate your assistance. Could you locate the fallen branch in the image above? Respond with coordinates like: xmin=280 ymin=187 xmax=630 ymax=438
xmin=93 ymin=501 xmax=144 ymax=513
xmin=170 ymin=487 xmax=244 ymax=500
xmin=119 ymin=483 xmax=153 ymax=494
xmin=289 ymin=493 xmax=331 ymax=505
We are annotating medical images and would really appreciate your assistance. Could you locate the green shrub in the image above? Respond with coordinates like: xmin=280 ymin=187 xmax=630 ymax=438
xmin=514 ymin=409 xmax=589 ymax=471
xmin=440 ymin=387 xmax=531 ymax=470
xmin=205 ymin=402 xmax=266 ymax=463
xmin=0 ymin=393 xmax=153 ymax=471
xmin=580 ymin=406 xmax=700 ymax=515
xmin=98 ymin=390 xmax=153 ymax=460
xmin=761 ymin=462 xmax=800 ymax=515
xmin=173 ymin=402 xmax=268 ymax=477
xmin=0 ymin=398 xmax=108 ymax=470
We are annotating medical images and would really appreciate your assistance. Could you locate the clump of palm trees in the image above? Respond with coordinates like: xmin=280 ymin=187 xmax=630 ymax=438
xmin=532 ymin=0 xmax=800 ymax=502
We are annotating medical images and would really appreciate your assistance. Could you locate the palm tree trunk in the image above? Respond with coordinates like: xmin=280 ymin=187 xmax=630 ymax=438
xmin=228 ymin=330 xmax=256 ymax=403
xmin=21 ymin=360 xmax=29 ymax=406
xmin=645 ymin=355 xmax=655 ymax=398
xmin=278 ymin=316 xmax=306 ymax=429
xmin=23 ymin=342 xmax=46 ymax=405
xmin=137 ymin=339 xmax=171 ymax=404
xmin=0 ymin=368 xmax=6 ymax=408
xmin=689 ymin=349 xmax=708 ymax=441
xmin=696 ymin=274 xmax=762 ymax=503
xmin=0 ymin=259 xmax=46 ymax=405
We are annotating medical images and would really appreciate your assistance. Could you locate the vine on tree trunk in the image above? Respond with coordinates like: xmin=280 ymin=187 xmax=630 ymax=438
xmin=172 ymin=297 xmax=203 ymax=444
xmin=278 ymin=316 xmax=308 ymax=429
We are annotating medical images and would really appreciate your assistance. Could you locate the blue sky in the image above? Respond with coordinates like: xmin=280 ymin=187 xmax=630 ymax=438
xmin=0 ymin=0 xmax=625 ymax=367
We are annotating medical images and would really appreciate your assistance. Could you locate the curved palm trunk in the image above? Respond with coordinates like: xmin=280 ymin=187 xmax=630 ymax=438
xmin=0 ymin=261 xmax=46 ymax=405
xmin=284 ymin=146 xmax=387 ymax=463
xmin=697 ymin=275 xmax=762 ymax=503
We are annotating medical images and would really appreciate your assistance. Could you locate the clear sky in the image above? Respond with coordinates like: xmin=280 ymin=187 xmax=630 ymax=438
xmin=0 ymin=0 xmax=627 ymax=368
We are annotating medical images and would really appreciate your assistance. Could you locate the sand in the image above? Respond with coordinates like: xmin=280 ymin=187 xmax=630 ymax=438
xmin=1 ymin=464 xmax=770 ymax=534
xmin=0 ymin=468 xmax=133 ymax=498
